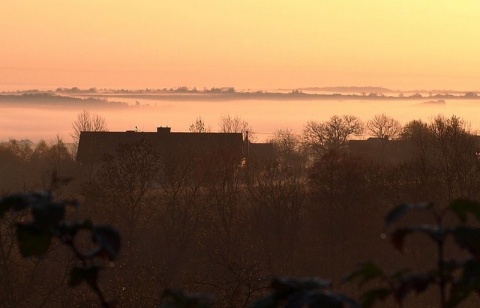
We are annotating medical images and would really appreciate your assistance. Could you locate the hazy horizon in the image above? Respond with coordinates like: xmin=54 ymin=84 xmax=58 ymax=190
xmin=1 ymin=84 xmax=479 ymax=94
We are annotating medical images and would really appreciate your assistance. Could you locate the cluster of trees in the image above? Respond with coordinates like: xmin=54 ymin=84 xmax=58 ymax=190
xmin=0 ymin=138 xmax=76 ymax=193
xmin=1 ymin=112 xmax=480 ymax=306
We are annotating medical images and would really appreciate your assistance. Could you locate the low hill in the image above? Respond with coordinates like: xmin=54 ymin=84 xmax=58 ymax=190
xmin=297 ymin=86 xmax=396 ymax=93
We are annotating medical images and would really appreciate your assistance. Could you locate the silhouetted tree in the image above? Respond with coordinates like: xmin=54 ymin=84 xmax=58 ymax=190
xmin=0 ymin=140 xmax=32 ymax=191
xmin=271 ymin=129 xmax=301 ymax=157
xmin=0 ymin=138 xmax=75 ymax=192
xmin=428 ymin=115 xmax=479 ymax=201
xmin=200 ymin=142 xmax=266 ymax=306
xmin=302 ymin=115 xmax=364 ymax=160
xmin=399 ymin=116 xmax=480 ymax=204
xmin=309 ymin=151 xmax=366 ymax=206
xmin=82 ymin=140 xmax=159 ymax=233
xmin=218 ymin=114 xmax=253 ymax=140
xmin=248 ymin=157 xmax=307 ymax=275
xmin=152 ymin=145 xmax=206 ymax=292
xmin=268 ymin=129 xmax=307 ymax=178
xmin=401 ymin=119 xmax=429 ymax=142
xmin=189 ymin=117 xmax=209 ymax=133
xmin=366 ymin=113 xmax=402 ymax=140
xmin=71 ymin=110 xmax=108 ymax=153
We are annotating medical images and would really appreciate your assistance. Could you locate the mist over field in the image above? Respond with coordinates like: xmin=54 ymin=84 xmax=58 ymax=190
xmin=2 ymin=92 xmax=480 ymax=143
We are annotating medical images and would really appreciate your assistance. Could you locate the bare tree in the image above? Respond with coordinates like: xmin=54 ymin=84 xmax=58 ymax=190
xmin=82 ymin=140 xmax=160 ymax=234
xmin=399 ymin=115 xmax=480 ymax=203
xmin=302 ymin=115 xmax=363 ymax=158
xmin=247 ymin=149 xmax=307 ymax=274
xmin=218 ymin=114 xmax=253 ymax=140
xmin=270 ymin=129 xmax=300 ymax=154
xmin=71 ymin=110 xmax=108 ymax=151
xmin=366 ymin=114 xmax=402 ymax=140
xmin=269 ymin=129 xmax=307 ymax=175
xmin=189 ymin=117 xmax=209 ymax=133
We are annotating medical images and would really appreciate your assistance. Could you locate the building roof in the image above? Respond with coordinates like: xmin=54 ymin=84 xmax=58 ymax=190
xmin=76 ymin=128 xmax=244 ymax=163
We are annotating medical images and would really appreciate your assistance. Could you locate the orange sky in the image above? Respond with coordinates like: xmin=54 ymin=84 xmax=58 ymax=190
xmin=1 ymin=1 xmax=480 ymax=91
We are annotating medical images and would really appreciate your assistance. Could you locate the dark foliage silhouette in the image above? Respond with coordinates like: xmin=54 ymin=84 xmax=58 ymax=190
xmin=0 ymin=175 xmax=121 ymax=307
xmin=346 ymin=199 xmax=480 ymax=307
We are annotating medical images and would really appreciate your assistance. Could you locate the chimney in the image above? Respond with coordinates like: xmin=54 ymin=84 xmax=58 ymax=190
xmin=157 ymin=126 xmax=171 ymax=134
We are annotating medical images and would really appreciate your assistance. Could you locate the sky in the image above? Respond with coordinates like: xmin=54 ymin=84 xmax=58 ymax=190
xmin=1 ymin=0 xmax=480 ymax=91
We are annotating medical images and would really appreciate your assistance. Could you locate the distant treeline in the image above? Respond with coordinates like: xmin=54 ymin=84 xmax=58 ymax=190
xmin=0 ymin=93 xmax=128 ymax=108
xmin=3 ymin=87 xmax=480 ymax=101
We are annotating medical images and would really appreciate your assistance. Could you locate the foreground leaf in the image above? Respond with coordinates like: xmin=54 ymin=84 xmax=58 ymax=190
xmin=270 ymin=277 xmax=331 ymax=295
xmin=16 ymin=223 xmax=52 ymax=257
xmin=253 ymin=277 xmax=358 ymax=308
xmin=393 ymin=273 xmax=435 ymax=304
xmin=452 ymin=227 xmax=480 ymax=259
xmin=391 ymin=225 xmax=446 ymax=251
xmin=160 ymin=289 xmax=212 ymax=308
xmin=92 ymin=226 xmax=121 ymax=260
xmin=385 ymin=203 xmax=431 ymax=227
xmin=32 ymin=202 xmax=65 ymax=229
xmin=450 ymin=199 xmax=480 ymax=223
xmin=69 ymin=265 xmax=100 ymax=289
xmin=0 ymin=194 xmax=24 ymax=217
xmin=360 ymin=288 xmax=390 ymax=308
xmin=447 ymin=260 xmax=480 ymax=307
xmin=344 ymin=262 xmax=383 ymax=286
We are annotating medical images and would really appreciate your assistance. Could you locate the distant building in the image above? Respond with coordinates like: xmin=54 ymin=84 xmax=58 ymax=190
xmin=347 ymin=136 xmax=480 ymax=163
xmin=76 ymin=127 xmax=245 ymax=165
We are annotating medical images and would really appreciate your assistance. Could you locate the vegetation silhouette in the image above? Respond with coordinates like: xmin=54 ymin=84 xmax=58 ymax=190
xmin=1 ymin=113 xmax=480 ymax=306
xmin=346 ymin=200 xmax=480 ymax=307
xmin=4 ymin=185 xmax=480 ymax=307
xmin=71 ymin=110 xmax=108 ymax=153
xmin=0 ymin=174 xmax=120 ymax=307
